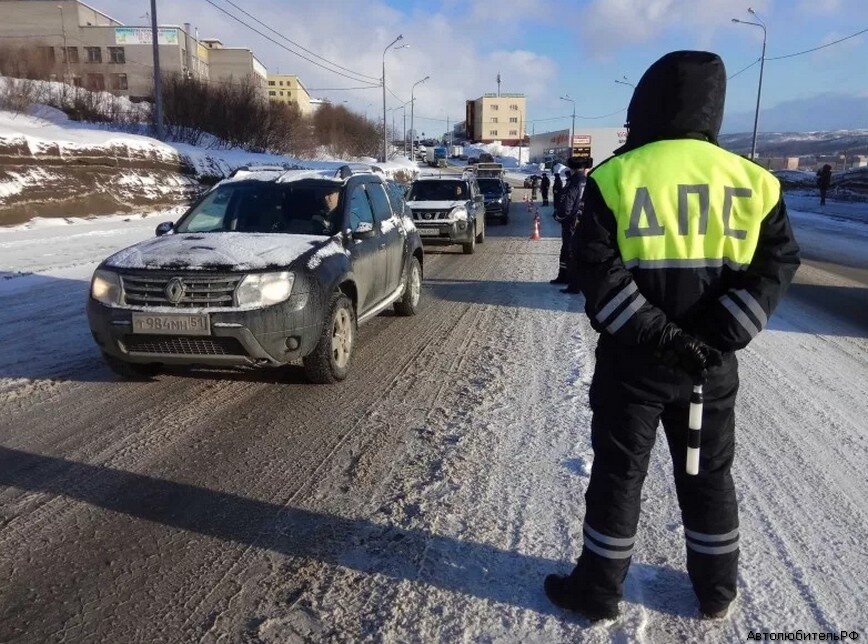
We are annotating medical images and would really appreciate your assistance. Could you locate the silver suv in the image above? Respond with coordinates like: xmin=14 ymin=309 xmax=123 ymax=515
xmin=405 ymin=175 xmax=486 ymax=254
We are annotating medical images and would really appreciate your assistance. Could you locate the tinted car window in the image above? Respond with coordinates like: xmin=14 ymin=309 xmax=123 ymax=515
xmin=348 ymin=185 xmax=375 ymax=230
xmin=366 ymin=183 xmax=394 ymax=222
xmin=408 ymin=181 xmax=468 ymax=201
xmin=176 ymin=181 xmax=342 ymax=236
xmin=385 ymin=181 xmax=407 ymax=216
xmin=477 ymin=178 xmax=503 ymax=193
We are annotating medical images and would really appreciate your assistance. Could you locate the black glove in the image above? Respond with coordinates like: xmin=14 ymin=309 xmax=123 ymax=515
xmin=657 ymin=323 xmax=723 ymax=380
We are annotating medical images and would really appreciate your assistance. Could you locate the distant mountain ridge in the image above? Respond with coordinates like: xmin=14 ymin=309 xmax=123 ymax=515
xmin=719 ymin=130 xmax=868 ymax=157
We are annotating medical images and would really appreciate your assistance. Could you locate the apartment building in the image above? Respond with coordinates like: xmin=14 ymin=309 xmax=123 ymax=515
xmin=465 ymin=93 xmax=526 ymax=145
xmin=0 ymin=0 xmax=209 ymax=100
xmin=267 ymin=74 xmax=312 ymax=115
xmin=201 ymin=39 xmax=268 ymax=98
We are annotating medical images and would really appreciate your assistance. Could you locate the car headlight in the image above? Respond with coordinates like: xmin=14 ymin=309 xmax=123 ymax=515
xmin=236 ymin=271 xmax=295 ymax=308
xmin=495 ymin=197 xmax=503 ymax=203
xmin=449 ymin=207 xmax=468 ymax=221
xmin=91 ymin=269 xmax=123 ymax=306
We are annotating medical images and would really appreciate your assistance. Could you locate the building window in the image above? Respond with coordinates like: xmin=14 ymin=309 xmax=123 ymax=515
xmin=489 ymin=130 xmax=497 ymax=136
xmin=72 ymin=76 xmax=83 ymax=87
xmin=85 ymin=73 xmax=105 ymax=90
xmin=268 ymin=80 xmax=275 ymax=86
xmin=490 ymin=104 xmax=498 ymax=111
xmin=62 ymin=47 xmax=79 ymax=63
xmin=109 ymin=73 xmax=128 ymax=90
xmin=510 ymin=104 xmax=518 ymax=110
xmin=269 ymin=90 xmax=276 ymax=96
xmin=509 ymin=130 xmax=518 ymax=136
xmin=107 ymin=47 xmax=125 ymax=64
xmin=85 ymin=47 xmax=102 ymax=63
xmin=279 ymin=80 xmax=284 ymax=86
xmin=37 ymin=46 xmax=56 ymax=64
xmin=509 ymin=117 xmax=517 ymax=123
xmin=491 ymin=117 xmax=498 ymax=123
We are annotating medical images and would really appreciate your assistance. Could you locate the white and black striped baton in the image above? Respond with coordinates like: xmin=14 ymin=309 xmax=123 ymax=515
xmin=686 ymin=382 xmax=703 ymax=476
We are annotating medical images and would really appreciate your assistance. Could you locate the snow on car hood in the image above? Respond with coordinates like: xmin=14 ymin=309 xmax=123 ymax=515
xmin=405 ymin=200 xmax=467 ymax=210
xmin=104 ymin=232 xmax=331 ymax=271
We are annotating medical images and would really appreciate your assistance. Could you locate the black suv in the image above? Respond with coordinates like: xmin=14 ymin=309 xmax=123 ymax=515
xmin=477 ymin=176 xmax=512 ymax=224
xmin=87 ymin=167 xmax=424 ymax=383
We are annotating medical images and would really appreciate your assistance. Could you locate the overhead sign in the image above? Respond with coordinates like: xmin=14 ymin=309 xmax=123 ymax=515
xmin=573 ymin=135 xmax=592 ymax=146
xmin=115 ymin=27 xmax=179 ymax=46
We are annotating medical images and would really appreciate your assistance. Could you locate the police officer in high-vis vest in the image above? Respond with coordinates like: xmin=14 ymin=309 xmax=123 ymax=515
xmin=544 ymin=51 xmax=800 ymax=621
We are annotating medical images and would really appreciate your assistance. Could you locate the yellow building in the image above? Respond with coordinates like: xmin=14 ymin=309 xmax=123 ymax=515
xmin=465 ymin=93 xmax=526 ymax=145
xmin=267 ymin=74 xmax=312 ymax=115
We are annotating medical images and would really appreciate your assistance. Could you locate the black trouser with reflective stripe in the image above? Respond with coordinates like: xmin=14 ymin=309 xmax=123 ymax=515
xmin=569 ymin=339 xmax=740 ymax=612
xmin=557 ymin=222 xmax=572 ymax=279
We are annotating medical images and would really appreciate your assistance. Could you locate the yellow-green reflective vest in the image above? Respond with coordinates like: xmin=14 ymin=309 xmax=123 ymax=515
xmin=591 ymin=139 xmax=781 ymax=270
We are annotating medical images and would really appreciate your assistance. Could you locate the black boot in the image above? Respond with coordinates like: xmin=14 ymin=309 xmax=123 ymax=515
xmin=699 ymin=602 xmax=732 ymax=620
xmin=544 ymin=574 xmax=619 ymax=621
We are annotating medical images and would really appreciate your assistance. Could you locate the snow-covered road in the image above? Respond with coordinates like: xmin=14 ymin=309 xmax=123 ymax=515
xmin=0 ymin=195 xmax=866 ymax=642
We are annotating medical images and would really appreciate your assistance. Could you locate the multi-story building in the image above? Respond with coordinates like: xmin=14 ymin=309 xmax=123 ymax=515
xmin=0 ymin=0 xmax=209 ymax=100
xmin=200 ymin=39 xmax=268 ymax=98
xmin=465 ymin=93 xmax=526 ymax=145
xmin=266 ymin=74 xmax=312 ymax=115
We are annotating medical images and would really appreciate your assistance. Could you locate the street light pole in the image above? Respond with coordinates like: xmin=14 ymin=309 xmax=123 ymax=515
xmin=402 ymin=104 xmax=407 ymax=157
xmin=381 ymin=34 xmax=404 ymax=163
xmin=733 ymin=9 xmax=767 ymax=160
xmin=560 ymin=94 xmax=576 ymax=159
xmin=614 ymin=76 xmax=635 ymax=89
xmin=410 ymin=75 xmax=429 ymax=163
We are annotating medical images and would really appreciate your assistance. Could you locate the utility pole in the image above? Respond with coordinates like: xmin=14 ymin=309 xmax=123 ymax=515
xmin=518 ymin=113 xmax=523 ymax=166
xmin=410 ymin=75 xmax=429 ymax=163
xmin=150 ymin=0 xmax=165 ymax=140
xmin=58 ymin=5 xmax=71 ymax=85
xmin=497 ymin=72 xmax=501 ymax=97
xmin=560 ymin=94 xmax=576 ymax=159
xmin=403 ymin=105 xmax=407 ymax=158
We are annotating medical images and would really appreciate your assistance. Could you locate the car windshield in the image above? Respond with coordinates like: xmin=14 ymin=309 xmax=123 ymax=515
xmin=176 ymin=180 xmax=342 ymax=236
xmin=408 ymin=181 xmax=468 ymax=201
xmin=477 ymin=179 xmax=502 ymax=192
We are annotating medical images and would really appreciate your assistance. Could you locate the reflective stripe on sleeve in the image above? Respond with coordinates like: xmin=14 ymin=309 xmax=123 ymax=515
xmin=732 ymin=289 xmax=768 ymax=329
xmin=596 ymin=282 xmax=638 ymax=324
xmin=583 ymin=538 xmax=635 ymax=559
xmin=685 ymin=541 xmax=740 ymax=555
xmin=685 ymin=527 xmax=739 ymax=542
xmin=582 ymin=523 xmax=636 ymax=559
xmin=584 ymin=522 xmax=636 ymax=547
xmin=720 ymin=294 xmax=760 ymax=338
xmin=605 ymin=293 xmax=647 ymax=334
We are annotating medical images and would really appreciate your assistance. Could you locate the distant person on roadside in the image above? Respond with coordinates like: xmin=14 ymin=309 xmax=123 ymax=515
xmin=541 ymin=172 xmax=551 ymax=206
xmin=817 ymin=163 xmax=832 ymax=205
xmin=531 ymin=175 xmax=540 ymax=201
xmin=553 ymin=170 xmax=564 ymax=210
xmin=550 ymin=157 xmax=588 ymax=286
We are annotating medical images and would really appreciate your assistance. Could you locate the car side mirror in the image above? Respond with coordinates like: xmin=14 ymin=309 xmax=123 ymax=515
xmin=155 ymin=221 xmax=174 ymax=236
xmin=353 ymin=221 xmax=376 ymax=240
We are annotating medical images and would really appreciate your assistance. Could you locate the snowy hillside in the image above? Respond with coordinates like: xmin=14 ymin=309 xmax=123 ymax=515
xmin=720 ymin=130 xmax=868 ymax=156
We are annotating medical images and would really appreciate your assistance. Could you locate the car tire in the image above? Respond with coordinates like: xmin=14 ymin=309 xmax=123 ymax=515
xmin=501 ymin=212 xmax=509 ymax=225
xmin=394 ymin=256 xmax=422 ymax=316
xmin=304 ymin=291 xmax=356 ymax=384
xmin=476 ymin=218 xmax=485 ymax=244
xmin=462 ymin=227 xmax=476 ymax=255
xmin=102 ymin=352 xmax=160 ymax=380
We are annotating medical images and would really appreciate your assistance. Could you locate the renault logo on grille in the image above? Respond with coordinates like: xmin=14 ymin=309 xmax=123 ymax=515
xmin=165 ymin=277 xmax=186 ymax=304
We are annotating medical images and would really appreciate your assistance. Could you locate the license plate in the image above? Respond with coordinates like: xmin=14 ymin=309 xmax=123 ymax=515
xmin=418 ymin=228 xmax=440 ymax=237
xmin=131 ymin=312 xmax=210 ymax=335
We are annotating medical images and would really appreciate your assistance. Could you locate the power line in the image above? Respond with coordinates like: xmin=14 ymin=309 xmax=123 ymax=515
xmin=201 ymin=0 xmax=381 ymax=85
xmin=218 ymin=0 xmax=380 ymax=82
xmin=766 ymin=26 xmax=867 ymax=60
xmin=728 ymin=57 xmax=761 ymax=80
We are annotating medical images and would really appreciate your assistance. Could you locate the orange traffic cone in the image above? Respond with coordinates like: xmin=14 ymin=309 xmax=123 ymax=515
xmin=529 ymin=217 xmax=541 ymax=240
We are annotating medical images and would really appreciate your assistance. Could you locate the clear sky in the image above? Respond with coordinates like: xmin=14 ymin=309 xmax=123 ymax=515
xmin=97 ymin=0 xmax=868 ymax=135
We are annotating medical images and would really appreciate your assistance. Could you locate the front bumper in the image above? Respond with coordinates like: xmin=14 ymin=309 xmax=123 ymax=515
xmin=413 ymin=220 xmax=474 ymax=245
xmin=87 ymin=290 xmax=323 ymax=368
xmin=484 ymin=200 xmax=506 ymax=215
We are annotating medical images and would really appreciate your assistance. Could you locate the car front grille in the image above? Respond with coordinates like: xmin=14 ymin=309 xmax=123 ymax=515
xmin=412 ymin=209 xmax=451 ymax=221
xmin=123 ymin=334 xmax=247 ymax=356
xmin=121 ymin=272 xmax=243 ymax=309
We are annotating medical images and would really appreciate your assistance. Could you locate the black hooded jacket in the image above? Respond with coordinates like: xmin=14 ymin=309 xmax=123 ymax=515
xmin=575 ymin=51 xmax=800 ymax=353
